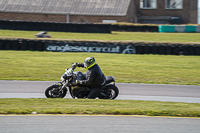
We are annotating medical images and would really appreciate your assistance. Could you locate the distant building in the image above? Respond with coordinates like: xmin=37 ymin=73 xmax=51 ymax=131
xmin=0 ymin=0 xmax=198 ymax=24
xmin=136 ymin=0 xmax=198 ymax=24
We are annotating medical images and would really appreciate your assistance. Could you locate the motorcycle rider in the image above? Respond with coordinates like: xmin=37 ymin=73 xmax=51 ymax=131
xmin=35 ymin=31 xmax=50 ymax=38
xmin=72 ymin=57 xmax=106 ymax=99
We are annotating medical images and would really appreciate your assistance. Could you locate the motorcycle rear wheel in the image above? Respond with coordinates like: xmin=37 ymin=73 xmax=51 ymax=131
xmin=98 ymin=85 xmax=119 ymax=99
xmin=45 ymin=85 xmax=67 ymax=98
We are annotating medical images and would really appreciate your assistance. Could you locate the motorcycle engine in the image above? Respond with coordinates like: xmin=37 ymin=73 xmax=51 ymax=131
xmin=71 ymin=86 xmax=90 ymax=98
xmin=70 ymin=71 xmax=89 ymax=98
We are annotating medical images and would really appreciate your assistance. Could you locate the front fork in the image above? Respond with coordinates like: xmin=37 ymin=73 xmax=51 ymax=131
xmin=57 ymin=80 xmax=68 ymax=93
xmin=58 ymin=80 xmax=75 ymax=98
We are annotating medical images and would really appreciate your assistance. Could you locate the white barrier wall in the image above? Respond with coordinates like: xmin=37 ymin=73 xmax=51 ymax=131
xmin=196 ymin=26 xmax=200 ymax=32
xmin=175 ymin=26 xmax=185 ymax=32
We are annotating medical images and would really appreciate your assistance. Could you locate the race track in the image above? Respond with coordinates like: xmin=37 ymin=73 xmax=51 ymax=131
xmin=0 ymin=80 xmax=200 ymax=103
xmin=1 ymin=115 xmax=200 ymax=133
xmin=1 ymin=80 xmax=200 ymax=133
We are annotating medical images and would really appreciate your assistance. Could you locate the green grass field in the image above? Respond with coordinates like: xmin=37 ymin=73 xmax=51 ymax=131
xmin=0 ymin=51 xmax=199 ymax=85
xmin=0 ymin=98 xmax=200 ymax=117
xmin=1 ymin=29 xmax=200 ymax=43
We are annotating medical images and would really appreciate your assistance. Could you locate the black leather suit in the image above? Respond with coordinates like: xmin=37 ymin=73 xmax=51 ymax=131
xmin=77 ymin=63 xmax=106 ymax=98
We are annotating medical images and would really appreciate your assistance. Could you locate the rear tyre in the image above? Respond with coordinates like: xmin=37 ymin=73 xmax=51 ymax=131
xmin=98 ymin=85 xmax=119 ymax=99
xmin=45 ymin=85 xmax=67 ymax=98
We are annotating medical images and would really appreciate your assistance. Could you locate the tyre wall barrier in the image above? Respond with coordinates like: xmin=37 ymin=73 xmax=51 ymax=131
xmin=0 ymin=20 xmax=158 ymax=32
xmin=0 ymin=20 xmax=111 ymax=33
xmin=0 ymin=39 xmax=200 ymax=55
xmin=111 ymin=25 xmax=158 ymax=32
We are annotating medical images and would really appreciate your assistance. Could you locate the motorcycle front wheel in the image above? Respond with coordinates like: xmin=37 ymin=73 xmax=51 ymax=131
xmin=45 ymin=85 xmax=67 ymax=98
xmin=98 ymin=85 xmax=119 ymax=99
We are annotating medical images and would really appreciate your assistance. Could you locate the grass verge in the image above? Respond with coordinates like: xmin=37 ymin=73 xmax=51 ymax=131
xmin=0 ymin=98 xmax=200 ymax=117
xmin=0 ymin=51 xmax=200 ymax=85
xmin=1 ymin=29 xmax=200 ymax=43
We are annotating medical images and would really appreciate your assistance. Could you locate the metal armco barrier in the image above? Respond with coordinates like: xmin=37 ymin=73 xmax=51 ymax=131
xmin=0 ymin=39 xmax=200 ymax=55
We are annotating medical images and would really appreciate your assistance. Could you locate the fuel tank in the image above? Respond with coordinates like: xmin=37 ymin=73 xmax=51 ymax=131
xmin=73 ymin=71 xmax=86 ymax=80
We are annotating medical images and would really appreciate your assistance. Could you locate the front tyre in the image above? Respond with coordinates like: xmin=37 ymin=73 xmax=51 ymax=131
xmin=98 ymin=85 xmax=119 ymax=99
xmin=45 ymin=85 xmax=67 ymax=98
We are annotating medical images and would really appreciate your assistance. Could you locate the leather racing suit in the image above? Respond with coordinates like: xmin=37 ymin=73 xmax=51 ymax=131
xmin=77 ymin=63 xmax=106 ymax=98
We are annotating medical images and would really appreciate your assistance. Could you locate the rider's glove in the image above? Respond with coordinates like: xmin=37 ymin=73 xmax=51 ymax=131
xmin=73 ymin=62 xmax=78 ymax=66
xmin=72 ymin=62 xmax=78 ymax=70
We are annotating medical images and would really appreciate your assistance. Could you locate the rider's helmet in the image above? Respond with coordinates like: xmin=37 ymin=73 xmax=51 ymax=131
xmin=43 ymin=31 xmax=47 ymax=34
xmin=84 ymin=57 xmax=96 ymax=69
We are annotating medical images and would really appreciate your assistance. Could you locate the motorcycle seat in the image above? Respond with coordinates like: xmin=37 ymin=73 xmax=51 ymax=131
xmin=105 ymin=76 xmax=115 ymax=84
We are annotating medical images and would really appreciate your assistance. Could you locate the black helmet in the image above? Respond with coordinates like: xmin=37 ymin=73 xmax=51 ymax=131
xmin=84 ymin=57 xmax=96 ymax=69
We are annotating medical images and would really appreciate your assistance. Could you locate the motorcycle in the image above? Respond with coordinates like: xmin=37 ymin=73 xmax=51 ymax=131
xmin=35 ymin=31 xmax=51 ymax=38
xmin=45 ymin=64 xmax=119 ymax=99
xmin=35 ymin=34 xmax=51 ymax=38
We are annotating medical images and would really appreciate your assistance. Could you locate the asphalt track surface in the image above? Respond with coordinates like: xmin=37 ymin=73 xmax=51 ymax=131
xmin=0 ymin=80 xmax=200 ymax=133
xmin=0 ymin=80 xmax=200 ymax=103
xmin=0 ymin=115 xmax=200 ymax=133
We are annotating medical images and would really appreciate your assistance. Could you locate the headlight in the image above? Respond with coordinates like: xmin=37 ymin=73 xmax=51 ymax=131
xmin=62 ymin=73 xmax=68 ymax=80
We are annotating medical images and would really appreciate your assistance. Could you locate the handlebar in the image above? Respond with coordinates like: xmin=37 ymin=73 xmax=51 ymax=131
xmin=65 ymin=62 xmax=79 ymax=72
xmin=71 ymin=63 xmax=77 ymax=69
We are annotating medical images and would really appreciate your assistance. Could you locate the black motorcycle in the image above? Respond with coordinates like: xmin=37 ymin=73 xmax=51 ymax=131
xmin=45 ymin=64 xmax=119 ymax=99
